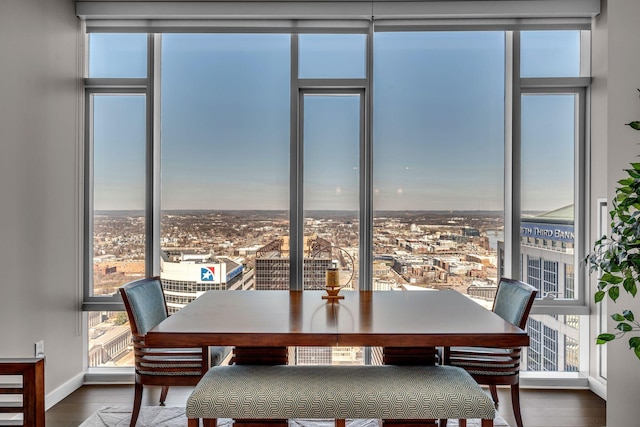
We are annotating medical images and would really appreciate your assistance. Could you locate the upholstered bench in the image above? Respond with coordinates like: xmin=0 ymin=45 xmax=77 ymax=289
xmin=186 ymin=364 xmax=495 ymax=427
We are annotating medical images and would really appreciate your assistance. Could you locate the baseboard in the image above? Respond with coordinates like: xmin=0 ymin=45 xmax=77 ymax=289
xmin=519 ymin=371 xmax=590 ymax=389
xmin=46 ymin=371 xmax=84 ymax=411
xmin=83 ymin=369 xmax=134 ymax=384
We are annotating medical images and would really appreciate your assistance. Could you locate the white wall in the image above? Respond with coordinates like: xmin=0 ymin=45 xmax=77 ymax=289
xmin=592 ymin=0 xmax=640 ymax=425
xmin=0 ymin=0 xmax=84 ymax=406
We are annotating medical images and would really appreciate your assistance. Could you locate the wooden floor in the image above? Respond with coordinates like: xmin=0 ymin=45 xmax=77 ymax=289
xmin=45 ymin=384 xmax=606 ymax=427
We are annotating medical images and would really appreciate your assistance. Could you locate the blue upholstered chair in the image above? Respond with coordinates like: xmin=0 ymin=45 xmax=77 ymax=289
xmin=444 ymin=278 xmax=537 ymax=427
xmin=119 ymin=276 xmax=231 ymax=427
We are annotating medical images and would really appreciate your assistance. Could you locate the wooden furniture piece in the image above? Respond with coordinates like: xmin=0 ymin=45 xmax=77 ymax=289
xmin=0 ymin=357 xmax=45 ymax=427
xmin=186 ymin=364 xmax=495 ymax=427
xmin=146 ymin=289 xmax=528 ymax=426
xmin=443 ymin=278 xmax=538 ymax=427
xmin=146 ymin=289 xmax=529 ymax=351
xmin=119 ymin=276 xmax=231 ymax=427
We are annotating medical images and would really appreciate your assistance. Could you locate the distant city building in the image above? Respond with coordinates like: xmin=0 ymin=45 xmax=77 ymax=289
xmin=254 ymin=236 xmax=334 ymax=291
xmin=254 ymin=236 xmax=364 ymax=365
xmin=497 ymin=205 xmax=578 ymax=372
xmin=88 ymin=311 xmax=131 ymax=367
xmin=466 ymin=282 xmax=498 ymax=301
xmin=294 ymin=347 xmax=364 ymax=366
xmin=160 ymin=249 xmax=244 ymax=314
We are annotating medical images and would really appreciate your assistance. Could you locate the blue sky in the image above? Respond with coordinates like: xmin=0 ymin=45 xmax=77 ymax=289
xmin=90 ymin=30 xmax=580 ymax=212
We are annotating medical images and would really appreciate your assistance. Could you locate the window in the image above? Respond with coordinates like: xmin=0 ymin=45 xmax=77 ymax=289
xmin=85 ymin=34 xmax=150 ymax=367
xmin=373 ymin=31 xmax=504 ymax=293
xmin=298 ymin=34 xmax=367 ymax=79
xmin=88 ymin=33 xmax=147 ymax=78
xmin=302 ymin=93 xmax=362 ymax=290
xmin=520 ymin=31 xmax=581 ymax=77
xmin=160 ymin=34 xmax=291 ymax=304
xmin=517 ymin=31 xmax=587 ymax=372
xmin=84 ymin=27 xmax=590 ymax=373
xmin=88 ymin=94 xmax=147 ymax=297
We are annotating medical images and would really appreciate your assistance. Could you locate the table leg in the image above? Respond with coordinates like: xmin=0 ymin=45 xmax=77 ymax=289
xmin=382 ymin=347 xmax=439 ymax=365
xmin=232 ymin=346 xmax=289 ymax=365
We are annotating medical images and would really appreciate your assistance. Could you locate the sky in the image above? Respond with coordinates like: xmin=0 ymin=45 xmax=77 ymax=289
xmin=89 ymin=30 xmax=580 ymax=212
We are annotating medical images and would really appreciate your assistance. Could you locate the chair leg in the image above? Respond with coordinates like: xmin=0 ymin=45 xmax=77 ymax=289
xmin=458 ymin=420 xmax=466 ymax=427
xmin=439 ymin=419 xmax=448 ymax=427
xmin=510 ymin=383 xmax=524 ymax=427
xmin=336 ymin=419 xmax=346 ymax=427
xmin=159 ymin=386 xmax=169 ymax=405
xmin=130 ymin=382 xmax=143 ymax=427
xmin=481 ymin=420 xmax=494 ymax=427
xmin=203 ymin=419 xmax=217 ymax=427
xmin=489 ymin=385 xmax=499 ymax=405
xmin=188 ymin=419 xmax=200 ymax=427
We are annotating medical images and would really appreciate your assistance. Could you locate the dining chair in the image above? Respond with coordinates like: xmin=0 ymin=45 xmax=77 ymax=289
xmin=443 ymin=278 xmax=537 ymax=427
xmin=119 ymin=276 xmax=231 ymax=427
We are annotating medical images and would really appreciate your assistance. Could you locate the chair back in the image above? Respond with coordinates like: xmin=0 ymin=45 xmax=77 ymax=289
xmin=492 ymin=278 xmax=537 ymax=329
xmin=119 ymin=276 xmax=168 ymax=336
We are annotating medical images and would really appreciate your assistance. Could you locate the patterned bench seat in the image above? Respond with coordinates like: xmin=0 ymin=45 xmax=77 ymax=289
xmin=186 ymin=364 xmax=495 ymax=427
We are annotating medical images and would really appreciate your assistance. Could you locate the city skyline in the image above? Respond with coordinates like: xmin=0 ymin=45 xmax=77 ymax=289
xmin=90 ymin=31 xmax=579 ymax=213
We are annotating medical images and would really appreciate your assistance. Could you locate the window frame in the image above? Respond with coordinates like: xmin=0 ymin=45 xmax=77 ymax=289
xmin=518 ymin=83 xmax=589 ymax=314
xmin=82 ymin=25 xmax=592 ymax=378
xmin=83 ymin=34 xmax=157 ymax=311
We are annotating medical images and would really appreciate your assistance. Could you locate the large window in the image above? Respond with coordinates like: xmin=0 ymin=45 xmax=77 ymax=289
xmin=84 ymin=27 xmax=590 ymax=373
xmin=517 ymin=30 xmax=587 ymax=372
xmin=160 ymin=34 xmax=291 ymax=307
xmin=373 ymin=31 xmax=504 ymax=292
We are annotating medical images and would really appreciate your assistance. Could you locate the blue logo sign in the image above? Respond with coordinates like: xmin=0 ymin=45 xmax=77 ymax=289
xmin=201 ymin=267 xmax=215 ymax=282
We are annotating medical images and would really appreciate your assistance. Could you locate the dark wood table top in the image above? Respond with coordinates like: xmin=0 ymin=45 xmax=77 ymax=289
xmin=145 ymin=289 xmax=529 ymax=348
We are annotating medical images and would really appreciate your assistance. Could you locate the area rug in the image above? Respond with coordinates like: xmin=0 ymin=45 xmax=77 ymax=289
xmin=79 ymin=406 xmax=510 ymax=427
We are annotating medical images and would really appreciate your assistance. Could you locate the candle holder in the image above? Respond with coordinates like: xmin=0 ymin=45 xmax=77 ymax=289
xmin=309 ymin=240 xmax=355 ymax=302
xmin=323 ymin=267 xmax=344 ymax=301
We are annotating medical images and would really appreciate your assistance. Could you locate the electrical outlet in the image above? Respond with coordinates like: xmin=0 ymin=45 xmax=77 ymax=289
xmin=35 ymin=340 xmax=44 ymax=357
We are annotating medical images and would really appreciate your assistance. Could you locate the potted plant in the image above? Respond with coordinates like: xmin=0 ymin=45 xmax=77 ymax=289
xmin=586 ymin=92 xmax=640 ymax=360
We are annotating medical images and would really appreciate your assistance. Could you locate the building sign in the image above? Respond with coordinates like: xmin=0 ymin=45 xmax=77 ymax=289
xmin=200 ymin=266 xmax=216 ymax=282
xmin=226 ymin=265 xmax=243 ymax=282
xmin=520 ymin=222 xmax=574 ymax=243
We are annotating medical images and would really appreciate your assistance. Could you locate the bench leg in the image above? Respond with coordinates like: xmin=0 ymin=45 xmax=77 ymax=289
xmin=187 ymin=419 xmax=200 ymax=427
xmin=203 ymin=419 xmax=217 ymax=427
xmin=481 ymin=420 xmax=494 ymax=427
xmin=459 ymin=421 xmax=466 ymax=427
xmin=335 ymin=419 xmax=346 ymax=427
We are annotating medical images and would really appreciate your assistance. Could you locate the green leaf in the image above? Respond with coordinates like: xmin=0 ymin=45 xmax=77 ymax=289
xmin=628 ymin=169 xmax=640 ymax=179
xmin=612 ymin=313 xmax=626 ymax=321
xmin=595 ymin=290 xmax=606 ymax=303
xmin=635 ymin=346 xmax=640 ymax=361
xmin=609 ymin=286 xmax=620 ymax=302
xmin=623 ymin=310 xmax=635 ymax=321
xmin=617 ymin=322 xmax=633 ymax=332
xmin=597 ymin=333 xmax=616 ymax=344
xmin=628 ymin=336 xmax=640 ymax=349
xmin=627 ymin=121 xmax=640 ymax=131
xmin=624 ymin=278 xmax=638 ymax=297
xmin=601 ymin=273 xmax=624 ymax=285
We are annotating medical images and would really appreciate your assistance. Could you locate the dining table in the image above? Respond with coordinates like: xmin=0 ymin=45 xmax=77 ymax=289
xmin=146 ymin=288 xmax=529 ymax=365
xmin=146 ymin=289 xmax=528 ymax=426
